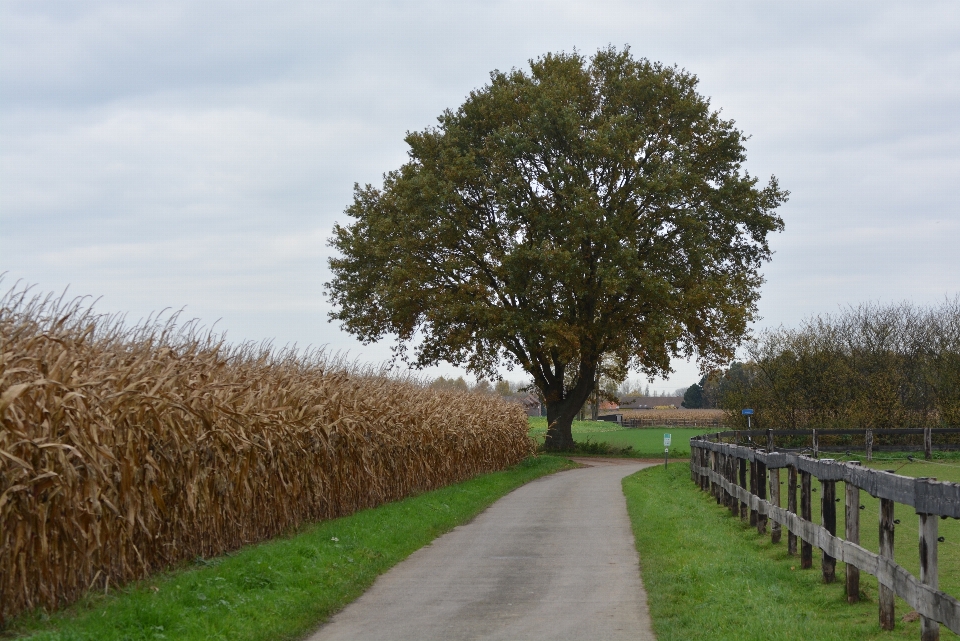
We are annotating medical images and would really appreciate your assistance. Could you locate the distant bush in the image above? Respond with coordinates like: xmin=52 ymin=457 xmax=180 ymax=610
xmin=536 ymin=438 xmax=634 ymax=456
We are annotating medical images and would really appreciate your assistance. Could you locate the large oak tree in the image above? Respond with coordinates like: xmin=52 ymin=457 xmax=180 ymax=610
xmin=326 ymin=47 xmax=787 ymax=450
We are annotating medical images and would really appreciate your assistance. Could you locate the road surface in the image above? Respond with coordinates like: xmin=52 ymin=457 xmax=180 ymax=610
xmin=307 ymin=457 xmax=657 ymax=641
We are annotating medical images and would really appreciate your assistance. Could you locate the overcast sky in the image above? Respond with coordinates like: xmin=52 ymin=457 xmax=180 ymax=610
xmin=2 ymin=1 xmax=959 ymax=393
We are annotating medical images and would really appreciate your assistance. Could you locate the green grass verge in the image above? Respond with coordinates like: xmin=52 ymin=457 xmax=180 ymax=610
xmin=528 ymin=417 xmax=714 ymax=457
xmin=569 ymin=427 xmax=715 ymax=457
xmin=4 ymin=455 xmax=576 ymax=641
xmin=624 ymin=462 xmax=960 ymax=640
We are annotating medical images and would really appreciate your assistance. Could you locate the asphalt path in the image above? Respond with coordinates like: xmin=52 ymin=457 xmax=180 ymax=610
xmin=307 ymin=458 xmax=657 ymax=641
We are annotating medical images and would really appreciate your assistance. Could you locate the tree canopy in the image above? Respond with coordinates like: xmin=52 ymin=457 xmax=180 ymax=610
xmin=718 ymin=300 xmax=960 ymax=430
xmin=326 ymin=47 xmax=786 ymax=449
xmin=682 ymin=383 xmax=704 ymax=409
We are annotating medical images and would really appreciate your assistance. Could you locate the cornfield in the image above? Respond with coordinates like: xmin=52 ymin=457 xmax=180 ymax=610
xmin=614 ymin=409 xmax=726 ymax=422
xmin=0 ymin=285 xmax=533 ymax=622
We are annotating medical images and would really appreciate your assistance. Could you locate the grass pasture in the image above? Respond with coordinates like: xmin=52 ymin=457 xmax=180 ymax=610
xmin=571 ymin=427 xmax=716 ymax=457
xmin=528 ymin=417 xmax=714 ymax=457
xmin=3 ymin=455 xmax=575 ymax=641
xmin=627 ymin=455 xmax=960 ymax=640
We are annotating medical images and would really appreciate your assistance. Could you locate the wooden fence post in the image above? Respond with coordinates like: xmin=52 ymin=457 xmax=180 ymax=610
xmin=769 ymin=466 xmax=781 ymax=543
xmin=757 ymin=458 xmax=768 ymax=535
xmin=813 ymin=429 xmax=819 ymax=459
xmin=866 ymin=429 xmax=873 ymax=462
xmin=918 ymin=478 xmax=940 ymax=641
xmin=703 ymin=447 xmax=710 ymax=492
xmin=767 ymin=428 xmax=774 ymax=452
xmin=693 ymin=446 xmax=699 ymax=487
xmin=696 ymin=447 xmax=702 ymax=490
xmin=693 ymin=447 xmax=703 ymax=490
xmin=714 ymin=450 xmax=722 ymax=500
xmin=705 ymin=447 xmax=712 ymax=492
xmin=699 ymin=448 xmax=707 ymax=492
xmin=721 ymin=453 xmax=728 ymax=506
xmin=729 ymin=454 xmax=739 ymax=516
xmin=821 ymin=478 xmax=836 ymax=583
xmin=711 ymin=450 xmax=719 ymax=502
xmin=788 ymin=466 xmax=798 ymax=556
xmin=716 ymin=451 xmax=723 ymax=503
xmin=801 ymin=470 xmax=813 ymax=569
xmin=739 ymin=458 xmax=748 ymax=521
xmin=750 ymin=459 xmax=759 ymax=526
xmin=845 ymin=465 xmax=861 ymax=603
xmin=714 ymin=451 xmax=722 ymax=504
xmin=879 ymin=497 xmax=896 ymax=630
xmin=722 ymin=452 xmax=732 ymax=509
xmin=719 ymin=451 xmax=728 ymax=506
xmin=925 ymin=426 xmax=933 ymax=461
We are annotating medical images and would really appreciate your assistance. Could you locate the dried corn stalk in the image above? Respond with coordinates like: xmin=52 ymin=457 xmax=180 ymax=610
xmin=0 ymin=285 xmax=533 ymax=622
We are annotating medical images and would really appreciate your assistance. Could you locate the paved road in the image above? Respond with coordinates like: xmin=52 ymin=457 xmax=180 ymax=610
xmin=307 ymin=458 xmax=657 ymax=641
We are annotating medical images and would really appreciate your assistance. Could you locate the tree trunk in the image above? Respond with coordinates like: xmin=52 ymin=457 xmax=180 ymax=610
xmin=542 ymin=363 xmax=596 ymax=452
xmin=544 ymin=400 xmax=578 ymax=451
xmin=590 ymin=370 xmax=600 ymax=420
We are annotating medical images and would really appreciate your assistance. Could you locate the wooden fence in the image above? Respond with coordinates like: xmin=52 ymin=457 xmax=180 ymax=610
xmin=712 ymin=427 xmax=960 ymax=460
xmin=691 ymin=431 xmax=960 ymax=640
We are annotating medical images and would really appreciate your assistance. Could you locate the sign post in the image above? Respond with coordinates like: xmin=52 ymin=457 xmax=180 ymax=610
xmin=663 ymin=433 xmax=672 ymax=468
xmin=742 ymin=408 xmax=754 ymax=430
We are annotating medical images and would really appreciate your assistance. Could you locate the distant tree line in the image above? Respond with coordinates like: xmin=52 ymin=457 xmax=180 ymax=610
xmin=680 ymin=363 xmax=750 ymax=409
xmin=702 ymin=300 xmax=960 ymax=429
xmin=430 ymin=376 xmax=529 ymax=397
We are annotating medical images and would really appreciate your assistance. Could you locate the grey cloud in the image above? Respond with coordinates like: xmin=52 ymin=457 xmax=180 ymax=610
xmin=2 ymin=0 xmax=959 ymax=390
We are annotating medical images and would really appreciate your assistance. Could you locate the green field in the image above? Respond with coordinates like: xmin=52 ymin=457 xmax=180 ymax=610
xmin=627 ymin=452 xmax=960 ymax=639
xmin=528 ymin=417 xmax=714 ymax=457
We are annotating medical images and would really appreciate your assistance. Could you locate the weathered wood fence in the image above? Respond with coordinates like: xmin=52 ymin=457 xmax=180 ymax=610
xmin=717 ymin=427 xmax=960 ymax=460
xmin=691 ymin=431 xmax=960 ymax=640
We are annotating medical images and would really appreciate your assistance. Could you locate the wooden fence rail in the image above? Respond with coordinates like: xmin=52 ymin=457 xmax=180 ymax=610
xmin=691 ymin=433 xmax=960 ymax=640
xmin=700 ymin=427 xmax=960 ymax=460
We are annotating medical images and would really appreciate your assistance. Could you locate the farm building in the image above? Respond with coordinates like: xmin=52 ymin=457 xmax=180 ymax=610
xmin=502 ymin=392 xmax=542 ymax=416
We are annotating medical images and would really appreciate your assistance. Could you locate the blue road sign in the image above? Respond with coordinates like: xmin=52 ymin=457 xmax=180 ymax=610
xmin=741 ymin=408 xmax=754 ymax=415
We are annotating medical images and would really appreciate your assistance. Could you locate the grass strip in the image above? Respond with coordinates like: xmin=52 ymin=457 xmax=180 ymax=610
xmin=568 ymin=427 xmax=714 ymax=457
xmin=5 ymin=455 xmax=575 ymax=641
xmin=623 ymin=463 xmax=953 ymax=640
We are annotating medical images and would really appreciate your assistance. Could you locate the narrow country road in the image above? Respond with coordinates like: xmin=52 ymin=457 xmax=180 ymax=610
xmin=307 ymin=458 xmax=657 ymax=641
